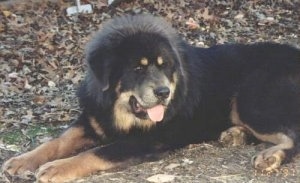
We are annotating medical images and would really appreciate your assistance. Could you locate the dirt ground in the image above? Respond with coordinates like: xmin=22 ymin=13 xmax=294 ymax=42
xmin=0 ymin=0 xmax=300 ymax=182
xmin=73 ymin=144 xmax=300 ymax=183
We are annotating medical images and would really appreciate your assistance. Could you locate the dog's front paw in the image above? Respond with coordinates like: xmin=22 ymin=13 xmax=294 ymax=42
xmin=219 ymin=126 xmax=247 ymax=146
xmin=252 ymin=148 xmax=285 ymax=172
xmin=2 ymin=154 xmax=39 ymax=179
xmin=36 ymin=158 xmax=81 ymax=183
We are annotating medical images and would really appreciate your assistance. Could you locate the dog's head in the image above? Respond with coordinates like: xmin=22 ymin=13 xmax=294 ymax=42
xmin=85 ymin=15 xmax=186 ymax=131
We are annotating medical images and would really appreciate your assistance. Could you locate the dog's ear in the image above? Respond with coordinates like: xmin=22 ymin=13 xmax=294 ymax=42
xmin=87 ymin=51 xmax=113 ymax=92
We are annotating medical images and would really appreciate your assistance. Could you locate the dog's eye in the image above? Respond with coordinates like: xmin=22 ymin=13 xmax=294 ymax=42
xmin=159 ymin=61 xmax=168 ymax=68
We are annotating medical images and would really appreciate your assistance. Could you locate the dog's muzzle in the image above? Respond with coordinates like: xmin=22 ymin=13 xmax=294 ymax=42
xmin=129 ymin=86 xmax=170 ymax=122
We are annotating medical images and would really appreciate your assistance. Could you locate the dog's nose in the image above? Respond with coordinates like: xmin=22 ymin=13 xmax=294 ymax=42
xmin=154 ymin=86 xmax=170 ymax=99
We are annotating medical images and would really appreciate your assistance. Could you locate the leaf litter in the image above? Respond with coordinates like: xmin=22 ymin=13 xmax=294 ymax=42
xmin=0 ymin=0 xmax=299 ymax=182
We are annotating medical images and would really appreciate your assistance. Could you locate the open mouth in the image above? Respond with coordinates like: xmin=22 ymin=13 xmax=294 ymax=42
xmin=129 ymin=96 xmax=165 ymax=122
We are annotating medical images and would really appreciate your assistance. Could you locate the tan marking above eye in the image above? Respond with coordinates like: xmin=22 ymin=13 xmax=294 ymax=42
xmin=140 ymin=57 xmax=148 ymax=66
xmin=157 ymin=56 xmax=164 ymax=65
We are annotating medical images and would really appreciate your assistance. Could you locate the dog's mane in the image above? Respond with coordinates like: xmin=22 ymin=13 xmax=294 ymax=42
xmin=86 ymin=15 xmax=181 ymax=55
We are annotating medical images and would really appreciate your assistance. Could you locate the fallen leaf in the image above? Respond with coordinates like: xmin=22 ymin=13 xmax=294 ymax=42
xmin=8 ymin=72 xmax=19 ymax=79
xmin=24 ymin=78 xmax=32 ymax=89
xmin=33 ymin=96 xmax=47 ymax=105
xmin=164 ymin=163 xmax=180 ymax=170
xmin=146 ymin=174 xmax=175 ymax=183
xmin=199 ymin=8 xmax=215 ymax=21
xmin=186 ymin=18 xmax=200 ymax=30
xmin=234 ymin=13 xmax=244 ymax=20
xmin=37 ymin=136 xmax=52 ymax=143
xmin=182 ymin=158 xmax=193 ymax=164
xmin=48 ymin=80 xmax=56 ymax=88
xmin=2 ymin=10 xmax=12 ymax=17
xmin=0 ymin=144 xmax=21 ymax=152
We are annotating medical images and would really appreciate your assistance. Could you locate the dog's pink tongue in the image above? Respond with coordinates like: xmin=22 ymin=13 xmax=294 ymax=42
xmin=146 ymin=105 xmax=165 ymax=122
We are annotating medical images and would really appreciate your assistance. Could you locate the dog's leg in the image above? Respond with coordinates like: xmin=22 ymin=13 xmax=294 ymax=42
xmin=225 ymin=98 xmax=297 ymax=171
xmin=220 ymin=126 xmax=249 ymax=146
xmin=36 ymin=148 xmax=116 ymax=183
xmin=2 ymin=115 xmax=102 ymax=178
xmin=250 ymin=131 xmax=295 ymax=171
xmin=35 ymin=140 xmax=168 ymax=183
xmin=220 ymin=98 xmax=250 ymax=146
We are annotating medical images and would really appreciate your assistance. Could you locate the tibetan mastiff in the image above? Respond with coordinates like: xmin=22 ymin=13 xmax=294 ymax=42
xmin=3 ymin=15 xmax=300 ymax=182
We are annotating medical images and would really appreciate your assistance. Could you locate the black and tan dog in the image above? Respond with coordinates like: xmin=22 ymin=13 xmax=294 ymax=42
xmin=3 ymin=15 xmax=300 ymax=182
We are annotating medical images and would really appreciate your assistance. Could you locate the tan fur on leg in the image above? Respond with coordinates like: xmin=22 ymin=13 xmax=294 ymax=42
xmin=228 ymin=97 xmax=295 ymax=171
xmin=2 ymin=127 xmax=95 ymax=177
xmin=36 ymin=148 xmax=117 ymax=183
xmin=220 ymin=126 xmax=248 ymax=146
xmin=251 ymin=132 xmax=293 ymax=171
